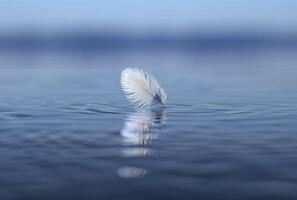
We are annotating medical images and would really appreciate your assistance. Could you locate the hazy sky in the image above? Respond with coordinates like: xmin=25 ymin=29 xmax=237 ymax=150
xmin=0 ymin=0 xmax=296 ymax=32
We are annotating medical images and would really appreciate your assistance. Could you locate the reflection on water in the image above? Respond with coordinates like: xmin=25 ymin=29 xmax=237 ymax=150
xmin=121 ymin=109 xmax=165 ymax=145
xmin=117 ymin=167 xmax=150 ymax=179
xmin=118 ymin=109 xmax=166 ymax=178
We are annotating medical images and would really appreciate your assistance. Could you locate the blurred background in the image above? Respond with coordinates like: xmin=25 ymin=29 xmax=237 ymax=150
xmin=0 ymin=0 xmax=296 ymax=103
xmin=1 ymin=0 xmax=296 ymax=57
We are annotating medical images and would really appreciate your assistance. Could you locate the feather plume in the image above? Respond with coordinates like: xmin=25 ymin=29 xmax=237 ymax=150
xmin=121 ymin=68 xmax=167 ymax=108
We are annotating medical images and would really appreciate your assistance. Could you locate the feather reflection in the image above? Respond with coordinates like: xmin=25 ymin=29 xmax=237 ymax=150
xmin=118 ymin=109 xmax=165 ymax=178
xmin=121 ymin=109 xmax=165 ymax=145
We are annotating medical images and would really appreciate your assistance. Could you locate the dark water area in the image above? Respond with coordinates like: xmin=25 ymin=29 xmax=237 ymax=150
xmin=0 ymin=48 xmax=297 ymax=200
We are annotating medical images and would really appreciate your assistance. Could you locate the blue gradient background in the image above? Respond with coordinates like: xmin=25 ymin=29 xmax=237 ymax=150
xmin=0 ymin=0 xmax=296 ymax=54
xmin=1 ymin=0 xmax=297 ymax=32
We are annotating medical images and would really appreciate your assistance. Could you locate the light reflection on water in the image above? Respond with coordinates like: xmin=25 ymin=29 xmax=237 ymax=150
xmin=121 ymin=109 xmax=165 ymax=145
xmin=119 ymin=109 xmax=166 ymax=178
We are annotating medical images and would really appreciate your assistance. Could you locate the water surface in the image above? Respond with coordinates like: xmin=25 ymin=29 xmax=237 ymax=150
xmin=0 ymin=50 xmax=297 ymax=200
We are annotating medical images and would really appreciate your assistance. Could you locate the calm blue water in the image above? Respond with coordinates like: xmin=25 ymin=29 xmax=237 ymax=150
xmin=0 ymin=50 xmax=297 ymax=200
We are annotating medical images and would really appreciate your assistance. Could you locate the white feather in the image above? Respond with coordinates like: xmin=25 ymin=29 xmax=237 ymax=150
xmin=121 ymin=68 xmax=167 ymax=108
